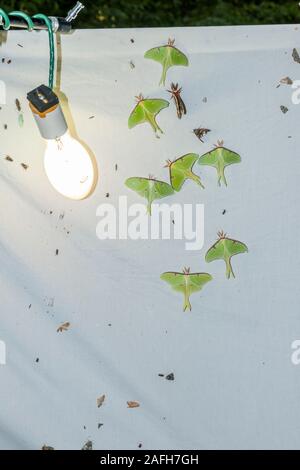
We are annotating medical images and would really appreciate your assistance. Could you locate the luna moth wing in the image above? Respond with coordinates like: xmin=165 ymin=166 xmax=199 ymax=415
xmin=142 ymin=99 xmax=169 ymax=115
xmin=224 ymin=238 xmax=248 ymax=257
xmin=198 ymin=149 xmax=219 ymax=167
xmin=222 ymin=148 xmax=241 ymax=166
xmin=160 ymin=272 xmax=186 ymax=293
xmin=169 ymin=46 xmax=189 ymax=66
xmin=144 ymin=46 xmax=173 ymax=82
xmin=188 ymin=273 xmax=213 ymax=293
xmin=125 ymin=178 xmax=174 ymax=216
xmin=205 ymin=240 xmax=225 ymax=263
xmin=128 ymin=99 xmax=169 ymax=133
xmin=170 ymin=153 xmax=200 ymax=191
xmin=128 ymin=104 xmax=147 ymax=129
xmin=125 ymin=177 xmax=151 ymax=198
xmin=145 ymin=45 xmax=188 ymax=85
xmin=199 ymin=148 xmax=241 ymax=168
xmin=174 ymin=153 xmax=199 ymax=171
xmin=145 ymin=45 xmax=188 ymax=63
xmin=152 ymin=180 xmax=174 ymax=199
xmin=144 ymin=46 xmax=188 ymax=68
xmin=144 ymin=46 xmax=166 ymax=64
xmin=170 ymin=167 xmax=186 ymax=191
xmin=206 ymin=238 xmax=248 ymax=263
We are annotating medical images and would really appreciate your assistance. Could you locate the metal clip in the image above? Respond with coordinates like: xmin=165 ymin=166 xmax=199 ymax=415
xmin=65 ymin=2 xmax=85 ymax=23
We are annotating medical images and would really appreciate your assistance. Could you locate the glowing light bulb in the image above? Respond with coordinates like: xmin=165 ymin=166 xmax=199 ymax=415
xmin=27 ymin=85 xmax=97 ymax=200
xmin=44 ymin=131 xmax=95 ymax=200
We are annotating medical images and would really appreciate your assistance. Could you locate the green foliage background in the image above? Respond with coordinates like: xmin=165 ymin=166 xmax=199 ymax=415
xmin=0 ymin=0 xmax=299 ymax=28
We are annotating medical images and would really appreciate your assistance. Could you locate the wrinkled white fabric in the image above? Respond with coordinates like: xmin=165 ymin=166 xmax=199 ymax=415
xmin=0 ymin=25 xmax=299 ymax=450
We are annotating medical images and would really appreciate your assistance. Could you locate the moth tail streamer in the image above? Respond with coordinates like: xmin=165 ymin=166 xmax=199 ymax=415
xmin=159 ymin=66 xmax=167 ymax=87
xmin=193 ymin=174 xmax=205 ymax=189
xmin=183 ymin=294 xmax=192 ymax=312
xmin=225 ymin=257 xmax=235 ymax=279
xmin=217 ymin=167 xmax=228 ymax=187
xmin=148 ymin=114 xmax=163 ymax=136
xmin=189 ymin=171 xmax=205 ymax=189
xmin=147 ymin=201 xmax=152 ymax=216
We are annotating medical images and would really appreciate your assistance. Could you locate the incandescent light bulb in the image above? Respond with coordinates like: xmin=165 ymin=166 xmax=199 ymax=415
xmin=44 ymin=130 xmax=94 ymax=200
xmin=27 ymin=84 xmax=96 ymax=200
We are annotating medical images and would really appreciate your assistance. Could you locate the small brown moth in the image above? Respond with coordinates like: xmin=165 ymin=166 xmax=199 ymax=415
xmin=57 ymin=322 xmax=70 ymax=333
xmin=97 ymin=394 xmax=106 ymax=408
xmin=193 ymin=127 xmax=211 ymax=143
xmin=292 ymin=48 xmax=300 ymax=64
xmin=280 ymin=77 xmax=293 ymax=85
xmin=167 ymin=82 xmax=186 ymax=119
xmin=127 ymin=401 xmax=140 ymax=408
xmin=15 ymin=98 xmax=21 ymax=112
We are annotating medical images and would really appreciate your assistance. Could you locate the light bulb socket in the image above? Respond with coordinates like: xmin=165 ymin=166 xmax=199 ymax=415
xmin=27 ymin=85 xmax=68 ymax=140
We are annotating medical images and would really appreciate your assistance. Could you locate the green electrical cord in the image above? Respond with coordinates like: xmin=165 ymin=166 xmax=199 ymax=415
xmin=0 ymin=9 xmax=55 ymax=89
xmin=0 ymin=8 xmax=10 ymax=29
xmin=32 ymin=14 xmax=55 ymax=89
xmin=10 ymin=11 xmax=34 ymax=31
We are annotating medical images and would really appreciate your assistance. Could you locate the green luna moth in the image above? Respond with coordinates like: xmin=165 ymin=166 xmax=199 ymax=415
xmin=198 ymin=140 xmax=241 ymax=186
xmin=165 ymin=153 xmax=204 ymax=191
xmin=206 ymin=231 xmax=248 ymax=279
xmin=161 ymin=267 xmax=212 ymax=312
xmin=128 ymin=94 xmax=169 ymax=136
xmin=125 ymin=176 xmax=174 ymax=215
xmin=144 ymin=38 xmax=189 ymax=86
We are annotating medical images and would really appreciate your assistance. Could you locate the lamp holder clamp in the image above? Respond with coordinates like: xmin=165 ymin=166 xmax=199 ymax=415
xmin=0 ymin=3 xmax=85 ymax=33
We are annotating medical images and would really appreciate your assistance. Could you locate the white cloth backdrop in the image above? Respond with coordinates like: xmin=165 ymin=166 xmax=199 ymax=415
xmin=0 ymin=25 xmax=300 ymax=450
